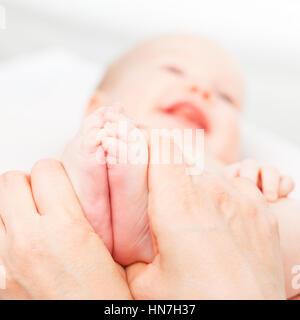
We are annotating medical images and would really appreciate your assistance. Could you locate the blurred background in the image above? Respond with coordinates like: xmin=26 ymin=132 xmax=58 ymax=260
xmin=0 ymin=0 xmax=300 ymax=144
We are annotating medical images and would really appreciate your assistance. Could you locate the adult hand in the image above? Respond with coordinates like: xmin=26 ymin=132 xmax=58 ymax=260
xmin=0 ymin=160 xmax=131 ymax=300
xmin=127 ymin=143 xmax=286 ymax=300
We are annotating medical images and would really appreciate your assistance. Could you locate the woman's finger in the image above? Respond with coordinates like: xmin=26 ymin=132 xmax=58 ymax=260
xmin=31 ymin=159 xmax=85 ymax=221
xmin=0 ymin=171 xmax=38 ymax=231
xmin=148 ymin=140 xmax=192 ymax=224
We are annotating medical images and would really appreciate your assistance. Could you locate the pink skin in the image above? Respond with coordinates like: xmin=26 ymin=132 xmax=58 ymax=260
xmin=224 ymin=159 xmax=294 ymax=202
xmin=62 ymin=107 xmax=153 ymax=266
xmin=92 ymin=35 xmax=244 ymax=164
xmin=65 ymin=35 xmax=294 ymax=267
xmin=62 ymin=108 xmax=112 ymax=252
xmin=90 ymin=35 xmax=293 ymax=199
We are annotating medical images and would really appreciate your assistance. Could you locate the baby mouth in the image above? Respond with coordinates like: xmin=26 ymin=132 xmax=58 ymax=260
xmin=160 ymin=101 xmax=210 ymax=132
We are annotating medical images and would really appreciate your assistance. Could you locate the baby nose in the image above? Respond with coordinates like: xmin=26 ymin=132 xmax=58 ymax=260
xmin=189 ymin=86 xmax=211 ymax=100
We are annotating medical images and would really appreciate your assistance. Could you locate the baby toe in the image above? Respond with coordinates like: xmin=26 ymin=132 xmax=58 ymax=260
xmin=279 ymin=176 xmax=295 ymax=197
xmin=261 ymin=166 xmax=280 ymax=202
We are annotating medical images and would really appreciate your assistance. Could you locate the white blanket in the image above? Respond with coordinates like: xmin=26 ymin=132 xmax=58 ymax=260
xmin=1 ymin=50 xmax=299 ymax=198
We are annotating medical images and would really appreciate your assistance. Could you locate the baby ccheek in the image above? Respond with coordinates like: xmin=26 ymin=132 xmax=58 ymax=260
xmin=225 ymin=114 xmax=240 ymax=140
xmin=212 ymin=105 xmax=240 ymax=131
xmin=209 ymin=107 xmax=241 ymax=163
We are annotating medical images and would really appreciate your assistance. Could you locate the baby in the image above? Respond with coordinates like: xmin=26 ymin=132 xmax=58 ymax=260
xmin=62 ymin=35 xmax=299 ymax=297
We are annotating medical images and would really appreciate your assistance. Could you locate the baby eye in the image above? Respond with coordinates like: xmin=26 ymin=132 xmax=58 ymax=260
xmin=217 ymin=91 xmax=234 ymax=105
xmin=162 ymin=65 xmax=185 ymax=77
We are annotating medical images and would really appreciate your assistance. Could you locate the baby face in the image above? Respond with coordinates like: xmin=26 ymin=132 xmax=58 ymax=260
xmin=94 ymin=35 xmax=244 ymax=163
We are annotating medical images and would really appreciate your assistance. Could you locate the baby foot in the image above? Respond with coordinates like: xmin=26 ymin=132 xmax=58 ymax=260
xmin=62 ymin=108 xmax=112 ymax=252
xmin=62 ymin=107 xmax=154 ymax=265
xmin=99 ymin=108 xmax=154 ymax=265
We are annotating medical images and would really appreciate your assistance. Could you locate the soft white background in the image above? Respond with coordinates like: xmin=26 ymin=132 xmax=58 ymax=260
xmin=0 ymin=0 xmax=299 ymax=145
xmin=0 ymin=0 xmax=300 ymax=144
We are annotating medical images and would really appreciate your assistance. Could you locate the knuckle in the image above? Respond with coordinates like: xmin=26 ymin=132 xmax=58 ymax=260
xmin=218 ymin=191 xmax=240 ymax=222
xmin=244 ymin=201 xmax=259 ymax=219
xmin=216 ymin=188 xmax=231 ymax=207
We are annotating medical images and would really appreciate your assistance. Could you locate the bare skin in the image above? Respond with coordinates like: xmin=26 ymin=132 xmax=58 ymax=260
xmin=0 ymin=160 xmax=131 ymax=300
xmin=0 ymin=157 xmax=287 ymax=299
xmin=270 ymin=199 xmax=300 ymax=299
xmin=62 ymin=34 xmax=245 ymax=267
xmin=62 ymin=107 xmax=153 ymax=266
xmin=62 ymin=34 xmax=300 ymax=296
xmin=223 ymin=159 xmax=300 ymax=298
xmin=126 ymin=142 xmax=285 ymax=300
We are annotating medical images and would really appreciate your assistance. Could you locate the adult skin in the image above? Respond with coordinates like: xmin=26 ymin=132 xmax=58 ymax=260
xmin=127 ymin=143 xmax=286 ymax=300
xmin=0 ymin=160 xmax=131 ymax=300
xmin=0 ymin=157 xmax=285 ymax=299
